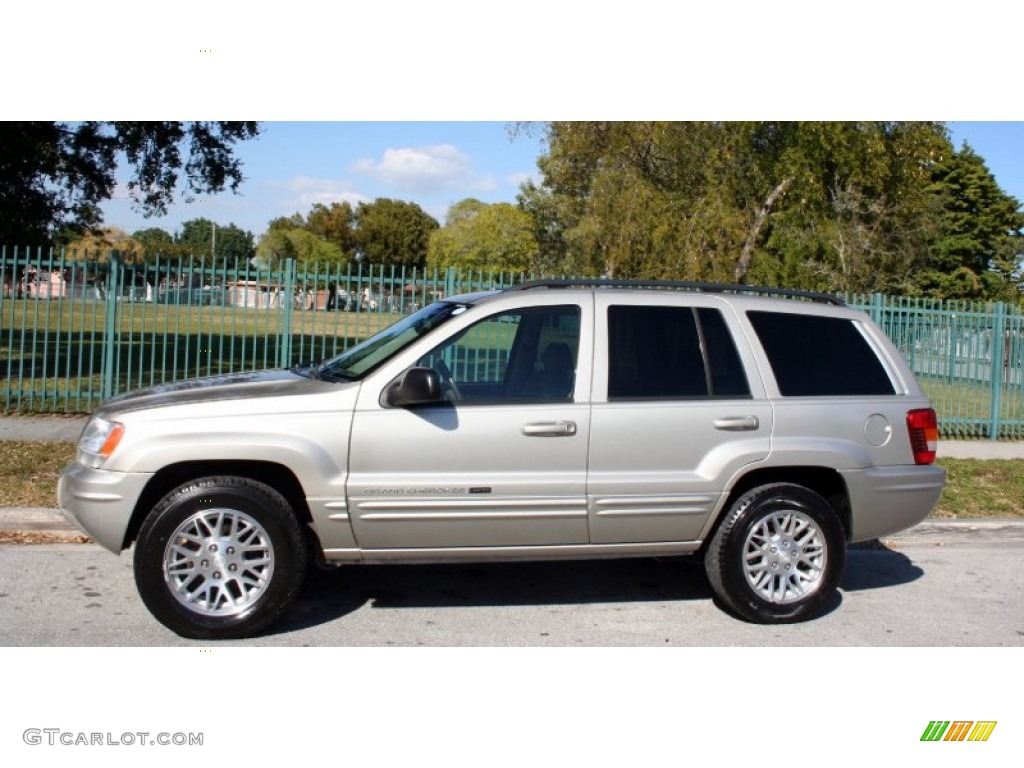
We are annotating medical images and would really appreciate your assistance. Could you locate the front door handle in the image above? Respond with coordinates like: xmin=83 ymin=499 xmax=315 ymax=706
xmin=713 ymin=415 xmax=760 ymax=431
xmin=522 ymin=421 xmax=577 ymax=437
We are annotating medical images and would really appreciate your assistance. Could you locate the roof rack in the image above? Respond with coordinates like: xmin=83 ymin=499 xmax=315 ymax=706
xmin=507 ymin=279 xmax=845 ymax=306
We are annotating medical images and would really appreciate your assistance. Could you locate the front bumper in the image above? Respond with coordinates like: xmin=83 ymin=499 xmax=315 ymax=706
xmin=58 ymin=463 xmax=154 ymax=553
xmin=842 ymin=464 xmax=947 ymax=542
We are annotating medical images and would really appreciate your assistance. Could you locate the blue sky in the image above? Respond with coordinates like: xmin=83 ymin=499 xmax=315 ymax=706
xmin=947 ymin=121 xmax=1024 ymax=200
xmin=100 ymin=123 xmax=546 ymax=237
xmin=99 ymin=121 xmax=1024 ymax=241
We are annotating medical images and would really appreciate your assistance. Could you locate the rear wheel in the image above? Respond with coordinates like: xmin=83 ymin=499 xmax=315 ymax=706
xmin=134 ymin=476 xmax=306 ymax=639
xmin=704 ymin=483 xmax=845 ymax=623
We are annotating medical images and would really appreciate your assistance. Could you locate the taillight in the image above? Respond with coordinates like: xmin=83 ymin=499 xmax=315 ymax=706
xmin=906 ymin=409 xmax=938 ymax=465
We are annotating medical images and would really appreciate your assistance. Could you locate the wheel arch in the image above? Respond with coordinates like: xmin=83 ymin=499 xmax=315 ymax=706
xmin=123 ymin=460 xmax=318 ymax=552
xmin=708 ymin=465 xmax=852 ymax=547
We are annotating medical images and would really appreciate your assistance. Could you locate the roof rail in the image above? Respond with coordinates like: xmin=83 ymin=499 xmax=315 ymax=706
xmin=507 ymin=279 xmax=845 ymax=306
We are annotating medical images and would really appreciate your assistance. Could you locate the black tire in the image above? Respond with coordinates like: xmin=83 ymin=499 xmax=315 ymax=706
xmin=704 ymin=483 xmax=845 ymax=623
xmin=133 ymin=476 xmax=307 ymax=640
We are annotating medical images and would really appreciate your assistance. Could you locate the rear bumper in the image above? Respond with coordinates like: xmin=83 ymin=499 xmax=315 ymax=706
xmin=842 ymin=464 xmax=946 ymax=542
xmin=58 ymin=463 xmax=154 ymax=553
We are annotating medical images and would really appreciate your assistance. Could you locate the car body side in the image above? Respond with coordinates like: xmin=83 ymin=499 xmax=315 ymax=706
xmin=59 ymin=289 xmax=944 ymax=565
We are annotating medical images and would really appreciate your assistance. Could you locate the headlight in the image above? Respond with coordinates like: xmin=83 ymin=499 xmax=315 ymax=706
xmin=78 ymin=418 xmax=125 ymax=468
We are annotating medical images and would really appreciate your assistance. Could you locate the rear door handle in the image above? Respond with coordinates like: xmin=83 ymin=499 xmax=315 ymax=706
xmin=522 ymin=421 xmax=577 ymax=437
xmin=713 ymin=415 xmax=760 ymax=431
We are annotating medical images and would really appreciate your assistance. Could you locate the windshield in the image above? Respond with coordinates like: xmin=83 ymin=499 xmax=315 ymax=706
xmin=317 ymin=302 xmax=468 ymax=381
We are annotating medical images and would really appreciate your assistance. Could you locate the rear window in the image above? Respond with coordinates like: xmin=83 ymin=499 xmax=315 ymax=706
xmin=747 ymin=311 xmax=896 ymax=396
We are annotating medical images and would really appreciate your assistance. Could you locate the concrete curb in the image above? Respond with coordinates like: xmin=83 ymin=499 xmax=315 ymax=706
xmin=0 ymin=508 xmax=82 ymax=535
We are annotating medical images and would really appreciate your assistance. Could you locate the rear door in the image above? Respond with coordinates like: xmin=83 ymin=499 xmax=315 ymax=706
xmin=587 ymin=295 xmax=773 ymax=544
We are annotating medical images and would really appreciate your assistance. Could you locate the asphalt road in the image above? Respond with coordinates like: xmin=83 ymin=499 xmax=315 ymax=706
xmin=2 ymin=524 xmax=1021 ymax=646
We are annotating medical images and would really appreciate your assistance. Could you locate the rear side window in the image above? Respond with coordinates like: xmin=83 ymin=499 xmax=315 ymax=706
xmin=608 ymin=306 xmax=750 ymax=399
xmin=747 ymin=311 xmax=896 ymax=396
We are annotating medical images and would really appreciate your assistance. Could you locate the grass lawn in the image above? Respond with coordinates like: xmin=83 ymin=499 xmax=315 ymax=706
xmin=0 ymin=442 xmax=1019 ymax=520
xmin=932 ymin=458 xmax=1024 ymax=518
xmin=0 ymin=441 xmax=76 ymax=507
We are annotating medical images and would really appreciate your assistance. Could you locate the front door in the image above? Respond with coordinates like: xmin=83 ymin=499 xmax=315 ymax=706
xmin=347 ymin=300 xmax=592 ymax=551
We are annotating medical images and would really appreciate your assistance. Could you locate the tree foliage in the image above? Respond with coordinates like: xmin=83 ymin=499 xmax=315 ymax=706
xmin=176 ymin=218 xmax=255 ymax=262
xmin=61 ymin=227 xmax=144 ymax=263
xmin=257 ymin=201 xmax=385 ymax=271
xmin=427 ymin=199 xmax=539 ymax=273
xmin=131 ymin=227 xmax=178 ymax=260
xmin=254 ymin=227 xmax=345 ymax=270
xmin=306 ymin=202 xmax=358 ymax=255
xmin=921 ymin=144 xmax=1024 ymax=299
xmin=0 ymin=121 xmax=260 ymax=245
xmin=522 ymin=121 xmax=999 ymax=296
xmin=354 ymin=198 xmax=438 ymax=268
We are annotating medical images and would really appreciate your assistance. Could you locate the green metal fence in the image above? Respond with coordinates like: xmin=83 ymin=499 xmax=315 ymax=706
xmin=847 ymin=294 xmax=1024 ymax=439
xmin=1 ymin=248 xmax=525 ymax=414
xmin=2 ymin=247 xmax=1023 ymax=439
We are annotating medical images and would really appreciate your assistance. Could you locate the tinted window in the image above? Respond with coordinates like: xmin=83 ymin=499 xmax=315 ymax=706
xmin=418 ymin=305 xmax=580 ymax=403
xmin=608 ymin=306 xmax=749 ymax=399
xmin=747 ymin=311 xmax=896 ymax=396
xmin=698 ymin=307 xmax=750 ymax=397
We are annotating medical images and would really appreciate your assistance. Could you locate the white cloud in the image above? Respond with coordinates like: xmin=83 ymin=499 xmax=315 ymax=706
xmin=278 ymin=175 xmax=368 ymax=210
xmin=351 ymin=145 xmax=496 ymax=194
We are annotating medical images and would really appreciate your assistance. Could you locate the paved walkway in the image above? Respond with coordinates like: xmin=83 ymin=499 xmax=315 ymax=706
xmin=0 ymin=415 xmax=88 ymax=443
xmin=2 ymin=414 xmax=1023 ymax=535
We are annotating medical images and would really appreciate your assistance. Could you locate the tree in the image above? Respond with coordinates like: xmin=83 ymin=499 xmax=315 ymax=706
xmin=920 ymin=144 xmax=1024 ymax=299
xmin=254 ymin=227 xmax=345 ymax=271
xmin=354 ymin=198 xmax=438 ymax=268
xmin=306 ymin=202 xmax=357 ymax=257
xmin=267 ymin=213 xmax=306 ymax=232
xmin=176 ymin=218 xmax=255 ymax=262
xmin=252 ymin=229 xmax=296 ymax=269
xmin=61 ymin=227 xmax=144 ymax=263
xmin=427 ymin=199 xmax=540 ymax=273
xmin=525 ymin=121 xmax=954 ymax=292
xmin=517 ymin=181 xmax=573 ymax=274
xmin=132 ymin=227 xmax=180 ymax=260
xmin=0 ymin=121 xmax=259 ymax=245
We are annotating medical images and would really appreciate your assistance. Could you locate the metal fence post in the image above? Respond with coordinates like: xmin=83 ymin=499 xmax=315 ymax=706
xmin=101 ymin=250 xmax=121 ymax=400
xmin=988 ymin=301 xmax=1006 ymax=440
xmin=445 ymin=266 xmax=456 ymax=299
xmin=278 ymin=257 xmax=296 ymax=368
xmin=870 ymin=293 xmax=885 ymax=326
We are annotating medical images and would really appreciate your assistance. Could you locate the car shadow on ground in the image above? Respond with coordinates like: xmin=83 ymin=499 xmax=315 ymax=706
xmin=270 ymin=542 xmax=925 ymax=635
xmin=842 ymin=540 xmax=925 ymax=592
xmin=273 ymin=557 xmax=712 ymax=635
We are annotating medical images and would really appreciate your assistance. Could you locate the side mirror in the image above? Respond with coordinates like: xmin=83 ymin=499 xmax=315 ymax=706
xmin=384 ymin=367 xmax=443 ymax=408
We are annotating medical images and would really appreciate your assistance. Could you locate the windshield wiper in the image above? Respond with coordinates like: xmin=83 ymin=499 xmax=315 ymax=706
xmin=291 ymin=359 xmax=332 ymax=380
xmin=315 ymin=362 xmax=352 ymax=383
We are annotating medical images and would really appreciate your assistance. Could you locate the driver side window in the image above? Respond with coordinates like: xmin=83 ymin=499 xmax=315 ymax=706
xmin=417 ymin=305 xmax=581 ymax=404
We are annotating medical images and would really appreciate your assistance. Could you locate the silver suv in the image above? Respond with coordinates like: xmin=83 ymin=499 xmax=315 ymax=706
xmin=59 ymin=280 xmax=946 ymax=638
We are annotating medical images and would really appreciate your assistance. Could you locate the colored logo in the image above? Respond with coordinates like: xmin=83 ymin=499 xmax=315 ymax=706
xmin=921 ymin=721 xmax=997 ymax=742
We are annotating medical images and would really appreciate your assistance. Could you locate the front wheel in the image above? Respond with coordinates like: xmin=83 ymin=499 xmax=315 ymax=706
xmin=133 ymin=476 xmax=307 ymax=639
xmin=704 ymin=483 xmax=845 ymax=623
